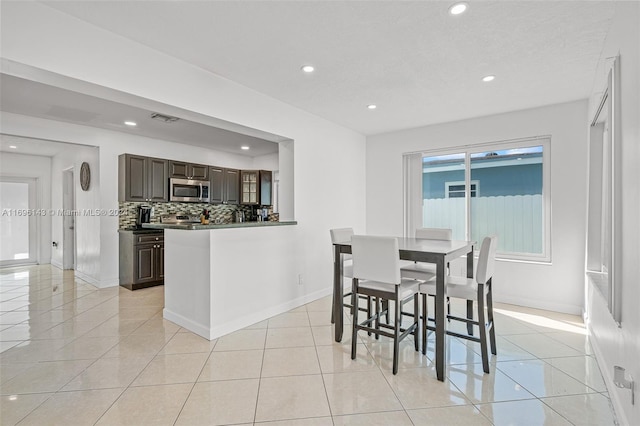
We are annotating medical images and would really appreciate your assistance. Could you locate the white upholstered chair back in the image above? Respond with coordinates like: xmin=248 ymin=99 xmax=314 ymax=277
xmin=415 ymin=228 xmax=452 ymax=241
xmin=351 ymin=235 xmax=400 ymax=284
xmin=476 ymin=236 xmax=498 ymax=285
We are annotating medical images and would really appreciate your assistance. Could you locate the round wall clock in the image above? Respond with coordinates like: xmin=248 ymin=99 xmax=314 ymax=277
xmin=80 ymin=162 xmax=91 ymax=191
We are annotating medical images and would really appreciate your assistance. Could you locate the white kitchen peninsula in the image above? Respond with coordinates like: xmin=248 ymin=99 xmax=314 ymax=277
xmin=144 ymin=222 xmax=305 ymax=339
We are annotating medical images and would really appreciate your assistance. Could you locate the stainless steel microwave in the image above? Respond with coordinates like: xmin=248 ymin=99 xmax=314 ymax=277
xmin=169 ymin=178 xmax=210 ymax=203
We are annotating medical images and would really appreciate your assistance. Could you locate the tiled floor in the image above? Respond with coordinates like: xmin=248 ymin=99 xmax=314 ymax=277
xmin=0 ymin=265 xmax=617 ymax=425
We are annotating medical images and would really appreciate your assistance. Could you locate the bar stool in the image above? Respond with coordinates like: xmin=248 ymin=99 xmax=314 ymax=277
xmin=421 ymin=235 xmax=498 ymax=373
xmin=350 ymin=235 xmax=422 ymax=374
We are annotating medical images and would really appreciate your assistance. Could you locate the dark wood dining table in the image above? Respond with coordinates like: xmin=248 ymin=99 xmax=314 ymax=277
xmin=332 ymin=236 xmax=475 ymax=381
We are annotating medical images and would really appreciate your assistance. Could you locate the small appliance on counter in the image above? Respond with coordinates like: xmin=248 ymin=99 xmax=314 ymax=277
xmin=135 ymin=205 xmax=152 ymax=228
xmin=234 ymin=211 xmax=245 ymax=223
xmin=160 ymin=213 xmax=201 ymax=225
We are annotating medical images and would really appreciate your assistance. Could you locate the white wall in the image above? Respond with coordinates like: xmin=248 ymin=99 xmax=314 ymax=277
xmin=0 ymin=150 xmax=52 ymax=265
xmin=0 ymin=3 xmax=367 ymax=298
xmin=585 ymin=2 xmax=640 ymax=425
xmin=367 ymin=100 xmax=588 ymax=314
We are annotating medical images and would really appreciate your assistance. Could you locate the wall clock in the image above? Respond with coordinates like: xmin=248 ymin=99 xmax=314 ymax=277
xmin=80 ymin=162 xmax=91 ymax=191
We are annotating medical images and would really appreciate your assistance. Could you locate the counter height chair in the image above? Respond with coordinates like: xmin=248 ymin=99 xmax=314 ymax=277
xmin=350 ymin=235 xmax=421 ymax=374
xmin=421 ymin=235 xmax=498 ymax=373
xmin=330 ymin=228 xmax=372 ymax=325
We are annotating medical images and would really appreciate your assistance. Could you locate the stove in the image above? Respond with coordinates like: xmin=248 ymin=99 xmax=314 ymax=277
xmin=160 ymin=214 xmax=201 ymax=224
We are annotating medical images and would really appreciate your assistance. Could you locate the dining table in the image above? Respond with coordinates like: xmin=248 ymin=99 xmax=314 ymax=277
xmin=332 ymin=236 xmax=475 ymax=381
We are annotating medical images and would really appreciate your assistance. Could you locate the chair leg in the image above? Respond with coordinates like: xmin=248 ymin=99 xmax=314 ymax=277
xmin=383 ymin=299 xmax=390 ymax=324
xmin=414 ymin=293 xmax=419 ymax=352
xmin=374 ymin=297 xmax=380 ymax=340
xmin=351 ymin=281 xmax=359 ymax=360
xmin=466 ymin=299 xmax=474 ymax=336
xmin=422 ymin=293 xmax=428 ymax=355
xmin=393 ymin=298 xmax=400 ymax=375
xmin=367 ymin=296 xmax=373 ymax=336
xmin=487 ymin=279 xmax=497 ymax=355
xmin=331 ymin=293 xmax=335 ymax=324
xmin=477 ymin=284 xmax=490 ymax=373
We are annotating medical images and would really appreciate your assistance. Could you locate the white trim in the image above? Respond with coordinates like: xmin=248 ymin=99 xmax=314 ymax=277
xmin=445 ymin=180 xmax=478 ymax=199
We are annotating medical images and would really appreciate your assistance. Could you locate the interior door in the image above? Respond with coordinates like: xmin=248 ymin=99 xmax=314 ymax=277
xmin=0 ymin=178 xmax=37 ymax=266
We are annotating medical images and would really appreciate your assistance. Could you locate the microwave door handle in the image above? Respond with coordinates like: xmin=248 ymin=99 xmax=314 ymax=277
xmin=199 ymin=182 xmax=203 ymax=201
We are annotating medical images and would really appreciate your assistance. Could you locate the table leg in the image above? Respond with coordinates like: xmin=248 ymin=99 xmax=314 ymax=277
xmin=435 ymin=256 xmax=446 ymax=381
xmin=333 ymin=245 xmax=343 ymax=342
xmin=466 ymin=246 xmax=475 ymax=335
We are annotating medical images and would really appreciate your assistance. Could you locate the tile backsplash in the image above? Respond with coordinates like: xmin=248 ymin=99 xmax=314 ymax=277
xmin=119 ymin=202 xmax=277 ymax=229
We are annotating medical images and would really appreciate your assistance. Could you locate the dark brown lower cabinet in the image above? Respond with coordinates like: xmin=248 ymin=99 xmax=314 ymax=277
xmin=119 ymin=230 xmax=164 ymax=290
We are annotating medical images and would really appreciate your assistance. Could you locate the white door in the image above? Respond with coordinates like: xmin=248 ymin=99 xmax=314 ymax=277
xmin=0 ymin=178 xmax=37 ymax=266
xmin=62 ymin=169 xmax=75 ymax=269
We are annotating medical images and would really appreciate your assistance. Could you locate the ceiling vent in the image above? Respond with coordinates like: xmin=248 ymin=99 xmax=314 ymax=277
xmin=150 ymin=112 xmax=180 ymax=123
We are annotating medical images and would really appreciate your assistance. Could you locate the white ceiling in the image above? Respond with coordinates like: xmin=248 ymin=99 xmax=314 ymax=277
xmin=38 ymin=0 xmax=616 ymax=135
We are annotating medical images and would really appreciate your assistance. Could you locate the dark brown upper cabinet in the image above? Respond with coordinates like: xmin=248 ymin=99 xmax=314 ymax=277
xmin=210 ymin=167 xmax=240 ymax=204
xmin=118 ymin=154 xmax=168 ymax=202
xmin=240 ymin=170 xmax=272 ymax=206
xmin=169 ymin=161 xmax=208 ymax=180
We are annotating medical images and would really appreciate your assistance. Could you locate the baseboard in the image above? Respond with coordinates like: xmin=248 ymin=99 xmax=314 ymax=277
xmin=50 ymin=259 xmax=63 ymax=270
xmin=495 ymin=294 xmax=582 ymax=315
xmin=163 ymin=287 xmax=333 ymax=341
xmin=73 ymin=270 xmax=100 ymax=287
xmin=588 ymin=329 xmax=627 ymax=426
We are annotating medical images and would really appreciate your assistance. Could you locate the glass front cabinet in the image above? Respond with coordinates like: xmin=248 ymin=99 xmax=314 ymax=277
xmin=241 ymin=170 xmax=272 ymax=205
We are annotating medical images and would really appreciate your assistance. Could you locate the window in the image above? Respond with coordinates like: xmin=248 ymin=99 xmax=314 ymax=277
xmin=407 ymin=137 xmax=550 ymax=261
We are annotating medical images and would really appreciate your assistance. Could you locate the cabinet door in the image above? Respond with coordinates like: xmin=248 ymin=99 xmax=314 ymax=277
xmin=169 ymin=161 xmax=189 ymax=178
xmin=134 ymin=244 xmax=156 ymax=284
xmin=157 ymin=244 xmax=164 ymax=280
xmin=241 ymin=171 xmax=258 ymax=204
xmin=125 ymin=155 xmax=147 ymax=202
xmin=147 ymin=158 xmax=168 ymax=202
xmin=209 ymin=167 xmax=224 ymax=204
xmin=260 ymin=170 xmax=272 ymax=206
xmin=225 ymin=169 xmax=240 ymax=204
xmin=189 ymin=164 xmax=209 ymax=180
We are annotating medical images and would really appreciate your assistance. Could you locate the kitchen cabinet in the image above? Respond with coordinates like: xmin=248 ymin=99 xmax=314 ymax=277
xmin=119 ymin=230 xmax=164 ymax=290
xmin=169 ymin=161 xmax=208 ymax=180
xmin=240 ymin=170 xmax=272 ymax=205
xmin=210 ymin=167 xmax=240 ymax=204
xmin=118 ymin=154 xmax=168 ymax=202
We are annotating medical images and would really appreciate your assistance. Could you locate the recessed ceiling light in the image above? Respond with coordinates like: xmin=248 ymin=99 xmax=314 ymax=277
xmin=241 ymin=146 xmax=250 ymax=150
xmin=482 ymin=75 xmax=496 ymax=82
xmin=449 ymin=2 xmax=468 ymax=15
xmin=367 ymin=105 xmax=377 ymax=110
xmin=301 ymin=65 xmax=315 ymax=73
xmin=9 ymin=145 xmax=17 ymax=149
xmin=124 ymin=121 xmax=137 ymax=126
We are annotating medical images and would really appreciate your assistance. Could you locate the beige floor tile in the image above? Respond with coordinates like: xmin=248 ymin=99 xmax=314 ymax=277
xmin=175 ymin=379 xmax=259 ymax=425
xmin=544 ymin=355 xmax=607 ymax=392
xmin=407 ymin=405 xmax=493 ymax=425
xmin=308 ymin=311 xmax=334 ymax=326
xmin=447 ymin=362 xmax=536 ymax=403
xmin=0 ymin=393 xmax=52 ymax=425
xmin=305 ymin=295 xmax=332 ymax=312
xmin=50 ymin=336 xmax=120 ymax=361
xmin=17 ymin=388 xmax=124 ymax=426
xmin=287 ymin=305 xmax=308 ymax=314
xmin=422 ymin=335 xmax=484 ymax=366
xmin=102 ymin=333 xmax=172 ymax=358
xmin=497 ymin=359 xmax=598 ymax=398
xmin=323 ymin=370 xmax=403 ymax=415
xmin=268 ymin=311 xmax=310 ymax=328
xmin=541 ymin=393 xmax=616 ymax=426
xmin=477 ymin=399 xmax=573 ymax=425
xmin=365 ymin=339 xmax=432 ymax=371
xmin=316 ymin=343 xmax=377 ymax=373
xmin=131 ymin=352 xmax=209 ymax=386
xmin=0 ymin=362 xmax=37 ymax=383
xmin=545 ymin=330 xmax=595 ymax=355
xmin=262 ymin=346 xmax=320 ymax=377
xmin=311 ymin=325 xmax=355 ymax=346
xmin=213 ymin=328 xmax=266 ymax=351
xmin=0 ymin=340 xmax=22 ymax=354
xmin=333 ymin=410 xmax=414 ymax=425
xmin=0 ymin=339 xmax=71 ymax=363
xmin=82 ymin=317 xmax=146 ymax=338
xmin=0 ymin=324 xmax=40 ymax=341
xmin=265 ymin=327 xmax=315 ymax=348
xmin=199 ymin=349 xmax=263 ymax=381
xmin=0 ymin=359 xmax=93 ymax=394
xmin=159 ymin=332 xmax=216 ymax=354
xmin=245 ymin=319 xmax=269 ymax=329
xmin=503 ymin=333 xmax=584 ymax=359
xmin=255 ymin=375 xmax=330 ymax=422
xmin=95 ymin=383 xmax=192 ymax=426
xmin=62 ymin=356 xmax=152 ymax=391
xmin=381 ymin=367 xmax=470 ymax=409
xmin=255 ymin=418 xmax=333 ymax=426
xmin=129 ymin=317 xmax=181 ymax=336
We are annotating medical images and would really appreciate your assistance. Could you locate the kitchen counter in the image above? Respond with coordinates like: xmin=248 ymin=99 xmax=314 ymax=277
xmin=142 ymin=221 xmax=297 ymax=230
xmin=118 ymin=227 xmax=165 ymax=234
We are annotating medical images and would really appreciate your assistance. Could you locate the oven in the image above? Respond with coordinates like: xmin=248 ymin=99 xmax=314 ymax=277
xmin=169 ymin=178 xmax=210 ymax=202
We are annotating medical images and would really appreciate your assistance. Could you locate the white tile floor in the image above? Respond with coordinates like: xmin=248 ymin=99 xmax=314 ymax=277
xmin=0 ymin=265 xmax=618 ymax=425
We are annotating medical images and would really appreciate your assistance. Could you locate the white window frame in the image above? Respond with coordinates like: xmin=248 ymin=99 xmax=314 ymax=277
xmin=405 ymin=136 xmax=551 ymax=263
xmin=445 ymin=180 xmax=479 ymax=198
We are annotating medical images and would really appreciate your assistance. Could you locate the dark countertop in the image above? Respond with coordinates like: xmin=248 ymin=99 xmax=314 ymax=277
xmin=141 ymin=221 xmax=297 ymax=230
xmin=118 ymin=227 xmax=165 ymax=234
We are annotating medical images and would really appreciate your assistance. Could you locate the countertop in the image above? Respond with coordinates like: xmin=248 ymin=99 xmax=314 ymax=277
xmin=141 ymin=221 xmax=297 ymax=230
xmin=118 ymin=227 xmax=164 ymax=234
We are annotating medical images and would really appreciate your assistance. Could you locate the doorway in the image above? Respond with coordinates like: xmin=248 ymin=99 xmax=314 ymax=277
xmin=62 ymin=168 xmax=76 ymax=270
xmin=0 ymin=177 xmax=37 ymax=266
